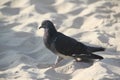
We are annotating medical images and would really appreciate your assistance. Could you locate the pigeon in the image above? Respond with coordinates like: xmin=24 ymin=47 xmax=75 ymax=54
xmin=39 ymin=20 xmax=105 ymax=67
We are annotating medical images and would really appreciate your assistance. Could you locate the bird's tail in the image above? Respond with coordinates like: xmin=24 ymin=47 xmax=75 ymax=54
xmin=88 ymin=54 xmax=104 ymax=60
xmin=77 ymin=53 xmax=104 ymax=60
xmin=87 ymin=46 xmax=105 ymax=52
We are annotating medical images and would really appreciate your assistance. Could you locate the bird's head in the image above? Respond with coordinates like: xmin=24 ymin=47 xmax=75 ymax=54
xmin=39 ymin=20 xmax=55 ymax=29
xmin=39 ymin=20 xmax=57 ymax=35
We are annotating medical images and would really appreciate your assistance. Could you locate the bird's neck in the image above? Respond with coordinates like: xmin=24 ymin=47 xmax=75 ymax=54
xmin=47 ymin=27 xmax=57 ymax=37
xmin=44 ymin=27 xmax=57 ymax=48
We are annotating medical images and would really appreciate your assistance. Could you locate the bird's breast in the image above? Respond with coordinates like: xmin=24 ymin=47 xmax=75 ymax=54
xmin=43 ymin=29 xmax=50 ymax=48
xmin=43 ymin=31 xmax=55 ymax=51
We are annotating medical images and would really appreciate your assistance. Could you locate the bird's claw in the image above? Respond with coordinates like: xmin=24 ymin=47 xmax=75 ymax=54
xmin=50 ymin=64 xmax=57 ymax=69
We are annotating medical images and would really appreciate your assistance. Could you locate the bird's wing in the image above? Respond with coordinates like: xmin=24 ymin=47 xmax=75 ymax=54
xmin=54 ymin=32 xmax=83 ymax=56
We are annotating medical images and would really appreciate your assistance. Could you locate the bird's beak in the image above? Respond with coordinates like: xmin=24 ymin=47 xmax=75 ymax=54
xmin=39 ymin=26 xmax=43 ymax=29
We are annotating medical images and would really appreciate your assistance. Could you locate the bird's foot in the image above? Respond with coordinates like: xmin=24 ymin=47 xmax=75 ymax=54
xmin=51 ymin=64 xmax=57 ymax=69
xmin=51 ymin=56 xmax=63 ymax=68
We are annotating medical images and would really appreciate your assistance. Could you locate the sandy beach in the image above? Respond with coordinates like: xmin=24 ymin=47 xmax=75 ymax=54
xmin=0 ymin=0 xmax=120 ymax=80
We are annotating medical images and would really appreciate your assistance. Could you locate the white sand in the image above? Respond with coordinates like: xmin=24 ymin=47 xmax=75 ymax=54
xmin=0 ymin=0 xmax=120 ymax=80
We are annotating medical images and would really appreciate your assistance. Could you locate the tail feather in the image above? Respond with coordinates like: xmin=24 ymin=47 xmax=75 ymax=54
xmin=76 ymin=53 xmax=104 ymax=60
xmin=89 ymin=54 xmax=104 ymax=60
xmin=87 ymin=46 xmax=105 ymax=52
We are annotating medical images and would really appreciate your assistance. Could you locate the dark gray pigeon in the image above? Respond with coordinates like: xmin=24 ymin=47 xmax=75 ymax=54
xmin=39 ymin=20 xmax=105 ymax=67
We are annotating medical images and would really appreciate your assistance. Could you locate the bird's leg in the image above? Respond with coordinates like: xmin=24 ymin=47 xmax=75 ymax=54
xmin=55 ymin=56 xmax=63 ymax=65
xmin=52 ymin=56 xmax=63 ymax=68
